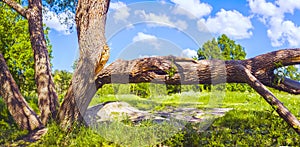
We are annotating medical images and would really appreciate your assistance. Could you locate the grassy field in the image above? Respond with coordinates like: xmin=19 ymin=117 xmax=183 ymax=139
xmin=1 ymin=91 xmax=300 ymax=146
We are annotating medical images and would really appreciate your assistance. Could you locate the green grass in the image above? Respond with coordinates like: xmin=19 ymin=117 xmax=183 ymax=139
xmin=1 ymin=91 xmax=300 ymax=146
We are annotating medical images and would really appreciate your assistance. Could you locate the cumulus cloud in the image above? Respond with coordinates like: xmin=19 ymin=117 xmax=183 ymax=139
xmin=248 ymin=0 xmax=300 ymax=47
xmin=135 ymin=10 xmax=188 ymax=30
xmin=267 ymin=18 xmax=300 ymax=47
xmin=110 ymin=2 xmax=130 ymax=22
xmin=198 ymin=9 xmax=253 ymax=39
xmin=132 ymin=32 xmax=160 ymax=50
xmin=181 ymin=48 xmax=197 ymax=58
xmin=132 ymin=32 xmax=158 ymax=42
xmin=171 ymin=0 xmax=212 ymax=19
xmin=43 ymin=8 xmax=75 ymax=35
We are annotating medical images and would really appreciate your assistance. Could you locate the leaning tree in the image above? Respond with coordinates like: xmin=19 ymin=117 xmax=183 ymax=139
xmin=0 ymin=0 xmax=300 ymax=138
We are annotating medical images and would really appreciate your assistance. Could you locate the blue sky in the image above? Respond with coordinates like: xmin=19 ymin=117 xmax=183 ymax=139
xmin=44 ymin=0 xmax=300 ymax=72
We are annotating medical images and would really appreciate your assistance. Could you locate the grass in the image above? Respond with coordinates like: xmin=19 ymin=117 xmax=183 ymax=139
xmin=1 ymin=91 xmax=300 ymax=146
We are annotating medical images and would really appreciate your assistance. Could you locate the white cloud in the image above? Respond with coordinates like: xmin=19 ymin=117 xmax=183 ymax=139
xmin=198 ymin=9 xmax=253 ymax=39
xmin=135 ymin=10 xmax=188 ymax=30
xmin=181 ymin=48 xmax=197 ymax=58
xmin=276 ymin=0 xmax=300 ymax=14
xmin=132 ymin=32 xmax=158 ymax=42
xmin=171 ymin=0 xmax=212 ymax=19
xmin=132 ymin=32 xmax=161 ymax=50
xmin=248 ymin=0 xmax=279 ymax=18
xmin=248 ymin=0 xmax=300 ymax=47
xmin=110 ymin=2 xmax=130 ymax=22
xmin=267 ymin=18 xmax=300 ymax=47
xmin=43 ymin=8 xmax=75 ymax=35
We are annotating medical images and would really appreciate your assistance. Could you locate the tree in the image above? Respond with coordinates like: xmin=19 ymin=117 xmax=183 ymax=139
xmin=197 ymin=34 xmax=246 ymax=60
xmin=1 ymin=0 xmax=59 ymax=125
xmin=197 ymin=34 xmax=249 ymax=91
xmin=1 ymin=0 xmax=300 ymax=138
xmin=0 ymin=3 xmax=53 ymax=97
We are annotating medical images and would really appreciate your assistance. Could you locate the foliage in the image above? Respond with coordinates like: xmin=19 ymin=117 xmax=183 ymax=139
xmin=130 ymin=83 xmax=150 ymax=98
xmin=274 ymin=62 xmax=300 ymax=83
xmin=0 ymin=4 xmax=53 ymax=96
xmin=197 ymin=34 xmax=252 ymax=92
xmin=31 ymin=122 xmax=116 ymax=146
xmin=197 ymin=34 xmax=246 ymax=60
xmin=53 ymin=70 xmax=73 ymax=102
xmin=0 ymin=98 xmax=28 ymax=145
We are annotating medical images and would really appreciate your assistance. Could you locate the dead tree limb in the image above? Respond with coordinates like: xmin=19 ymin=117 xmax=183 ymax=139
xmin=95 ymin=48 xmax=300 ymax=134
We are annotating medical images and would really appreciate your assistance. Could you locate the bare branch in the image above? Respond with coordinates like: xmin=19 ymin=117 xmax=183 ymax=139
xmin=238 ymin=64 xmax=300 ymax=135
xmin=95 ymin=49 xmax=300 ymax=94
xmin=2 ymin=0 xmax=28 ymax=19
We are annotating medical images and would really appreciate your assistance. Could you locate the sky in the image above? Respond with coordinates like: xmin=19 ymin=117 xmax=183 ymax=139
xmin=44 ymin=0 xmax=300 ymax=72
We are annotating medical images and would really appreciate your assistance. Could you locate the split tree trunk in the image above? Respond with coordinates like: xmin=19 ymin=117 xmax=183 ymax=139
xmin=57 ymin=0 xmax=110 ymax=128
xmin=0 ymin=53 xmax=44 ymax=131
xmin=95 ymin=49 xmax=300 ymax=134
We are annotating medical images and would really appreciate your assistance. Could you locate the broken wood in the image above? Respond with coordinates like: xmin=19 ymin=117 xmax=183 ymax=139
xmin=95 ymin=48 xmax=300 ymax=134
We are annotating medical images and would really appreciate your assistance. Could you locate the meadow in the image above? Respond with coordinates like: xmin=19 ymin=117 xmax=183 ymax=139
xmin=1 ymin=87 xmax=300 ymax=146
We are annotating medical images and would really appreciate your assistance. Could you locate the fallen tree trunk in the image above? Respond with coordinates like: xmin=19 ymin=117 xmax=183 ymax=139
xmin=95 ymin=48 xmax=300 ymax=134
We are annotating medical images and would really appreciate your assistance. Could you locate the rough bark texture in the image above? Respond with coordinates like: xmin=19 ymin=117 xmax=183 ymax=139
xmin=2 ymin=0 xmax=27 ymax=18
xmin=58 ymin=0 xmax=110 ymax=128
xmin=26 ymin=0 xmax=59 ymax=125
xmin=95 ymin=48 xmax=300 ymax=134
xmin=0 ymin=53 xmax=44 ymax=131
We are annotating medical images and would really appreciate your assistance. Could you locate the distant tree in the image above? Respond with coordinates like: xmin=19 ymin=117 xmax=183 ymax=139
xmin=197 ymin=34 xmax=246 ymax=61
xmin=197 ymin=34 xmax=248 ymax=91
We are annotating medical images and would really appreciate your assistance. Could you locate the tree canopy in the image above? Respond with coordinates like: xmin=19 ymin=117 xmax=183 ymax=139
xmin=197 ymin=34 xmax=246 ymax=60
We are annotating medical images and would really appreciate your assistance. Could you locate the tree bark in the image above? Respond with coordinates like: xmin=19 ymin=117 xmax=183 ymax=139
xmin=57 ymin=0 xmax=110 ymax=128
xmin=26 ymin=0 xmax=59 ymax=125
xmin=95 ymin=48 xmax=300 ymax=134
xmin=2 ymin=0 xmax=59 ymax=125
xmin=0 ymin=53 xmax=44 ymax=131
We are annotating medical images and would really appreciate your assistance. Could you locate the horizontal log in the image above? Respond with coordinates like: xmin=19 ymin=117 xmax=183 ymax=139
xmin=96 ymin=48 xmax=300 ymax=94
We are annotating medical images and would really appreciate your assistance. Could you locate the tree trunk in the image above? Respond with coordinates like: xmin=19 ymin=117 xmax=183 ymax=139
xmin=26 ymin=0 xmax=59 ymax=125
xmin=0 ymin=53 xmax=44 ymax=131
xmin=95 ymin=48 xmax=300 ymax=134
xmin=57 ymin=0 xmax=110 ymax=128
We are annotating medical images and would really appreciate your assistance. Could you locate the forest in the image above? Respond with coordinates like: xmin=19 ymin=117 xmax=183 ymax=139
xmin=0 ymin=0 xmax=300 ymax=146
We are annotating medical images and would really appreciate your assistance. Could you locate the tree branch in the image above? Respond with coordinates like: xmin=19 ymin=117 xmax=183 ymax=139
xmin=94 ymin=48 xmax=300 ymax=134
xmin=239 ymin=64 xmax=300 ymax=135
xmin=2 ymin=0 xmax=28 ymax=19
xmin=96 ymin=49 xmax=300 ymax=95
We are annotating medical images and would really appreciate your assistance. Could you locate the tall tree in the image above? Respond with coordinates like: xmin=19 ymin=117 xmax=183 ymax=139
xmin=57 ymin=0 xmax=110 ymax=127
xmin=1 ymin=0 xmax=59 ymax=125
